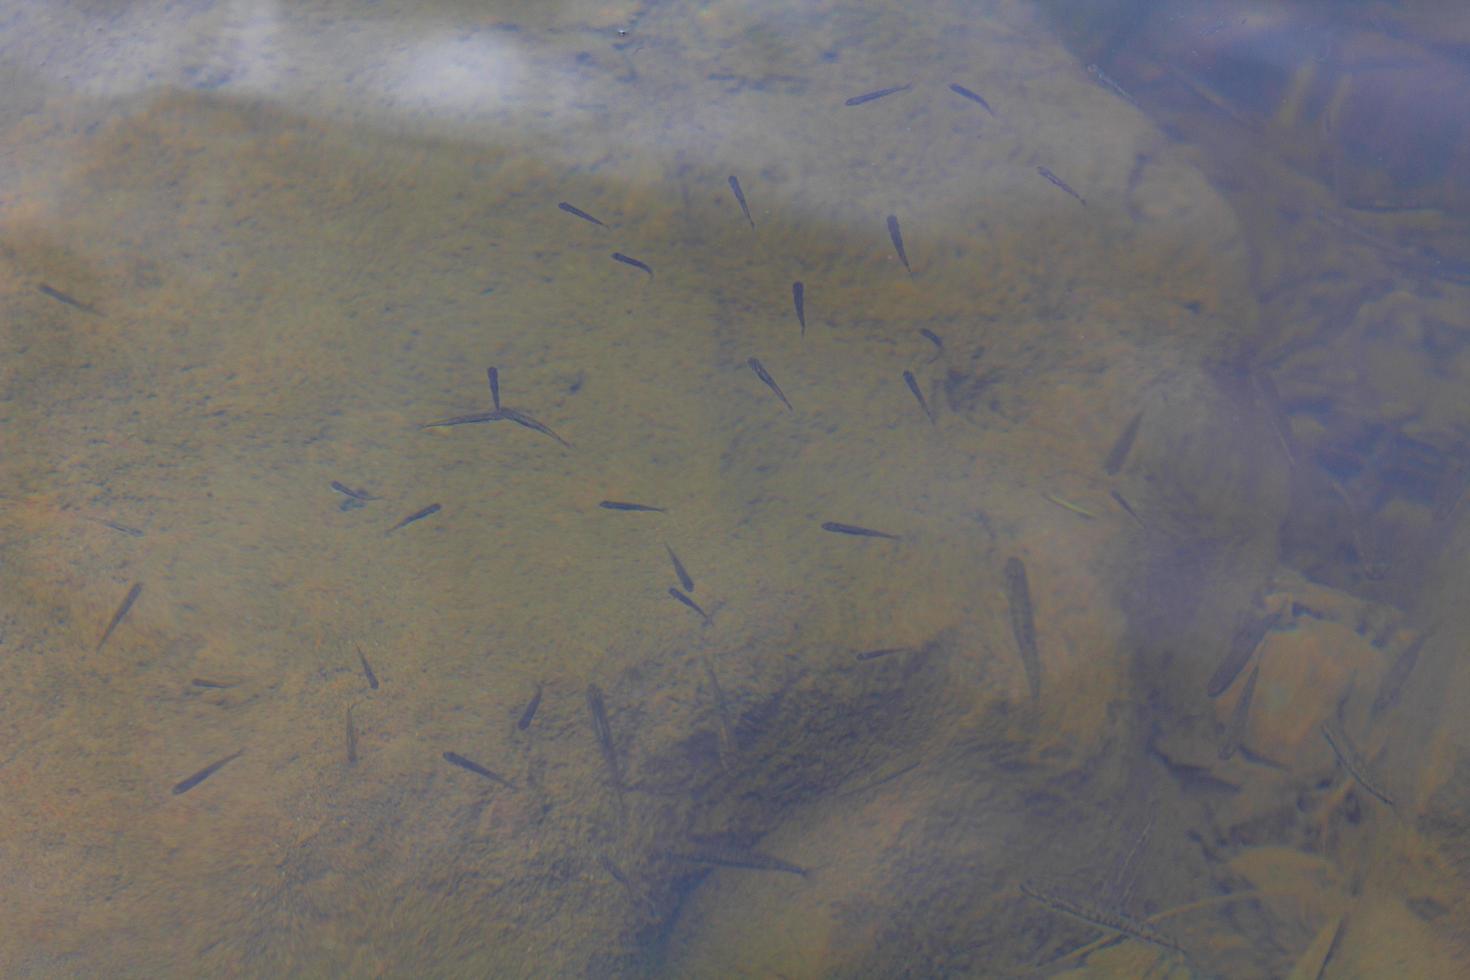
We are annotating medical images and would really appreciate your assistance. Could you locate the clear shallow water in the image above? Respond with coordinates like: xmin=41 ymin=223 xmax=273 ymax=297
xmin=1 ymin=1 xmax=1468 ymax=976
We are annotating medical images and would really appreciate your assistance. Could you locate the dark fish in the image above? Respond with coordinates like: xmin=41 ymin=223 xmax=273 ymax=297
xmin=792 ymin=281 xmax=805 ymax=335
xmin=38 ymin=283 xmax=99 ymax=314
xmin=666 ymin=544 xmax=694 ymax=592
xmin=844 ymin=84 xmax=911 ymax=106
xmin=669 ymin=586 xmax=711 ymax=623
xmin=586 ymin=684 xmax=625 ymax=805
xmin=442 ymin=751 xmax=515 ymax=788
xmin=346 ymin=705 xmax=359 ymax=766
xmin=854 ymin=647 xmax=909 ymax=661
xmin=517 ymin=683 xmax=544 ymax=731
xmin=886 ymin=215 xmax=912 ymax=274
xmin=600 ymin=853 xmax=633 ymax=888
xmin=190 ymin=678 xmax=233 ymax=689
xmin=1037 ymin=166 xmax=1086 ymax=206
xmin=385 ymin=503 xmax=441 ymax=535
xmin=101 ymin=520 xmax=145 ymax=537
xmin=1103 ymin=411 xmax=1144 ymax=475
xmin=836 ymin=760 xmax=922 ymax=798
xmin=728 ymin=175 xmax=754 ymax=227
xmin=747 ymin=357 xmax=792 ymax=411
xmin=902 ymin=370 xmax=934 ymax=423
xmin=171 ymin=749 xmax=244 ymax=796
xmin=947 ymin=82 xmax=995 ymax=115
xmin=599 ymin=853 xmax=656 ymax=915
xmin=558 ymin=201 xmax=606 ymax=227
xmin=1020 ymin=882 xmax=1182 ymax=953
xmin=97 ymin=582 xmax=143 ymax=652
xmin=500 ymin=407 xmax=572 ymax=448
xmin=1218 ymin=663 xmax=1259 ymax=761
xmin=421 ymin=411 xmax=503 ymax=428
xmin=702 ymin=658 xmax=736 ymax=771
xmin=487 ymin=366 xmax=501 ymax=411
xmin=1004 ymin=557 xmax=1042 ymax=701
xmin=1372 ymin=631 xmax=1430 ymax=719
xmin=330 ymin=481 xmax=376 ymax=501
xmin=1321 ymin=722 xmax=1395 ymax=807
xmin=355 ymin=644 xmax=379 ymax=690
xmin=918 ymin=328 xmax=943 ymax=352
xmin=599 ymin=500 xmax=666 ymax=513
xmin=668 ymin=843 xmax=808 ymax=877
xmin=1206 ymin=611 xmax=1279 ymax=698
xmin=1110 ymin=490 xmax=1145 ymax=525
xmin=821 ymin=521 xmax=900 ymax=540
xmin=611 ymin=252 xmax=653 ymax=276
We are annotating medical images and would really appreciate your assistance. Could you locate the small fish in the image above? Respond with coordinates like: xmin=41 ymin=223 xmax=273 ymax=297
xmin=487 ymin=366 xmax=501 ymax=411
xmin=747 ymin=357 xmax=792 ymax=411
xmin=171 ymin=749 xmax=244 ymax=796
xmin=1086 ymin=64 xmax=1140 ymax=109
xmin=1206 ymin=611 xmax=1279 ymax=698
xmin=902 ymin=370 xmax=934 ymax=423
xmin=599 ymin=500 xmax=666 ymax=513
xmin=947 ymin=83 xmax=995 ymax=115
xmin=1004 ymin=557 xmax=1042 ymax=701
xmin=421 ymin=411 xmax=503 ymax=428
xmin=1252 ymin=370 xmax=1300 ymax=467
xmin=586 ymin=684 xmax=625 ymax=806
xmin=918 ymin=328 xmax=944 ymax=352
xmin=1020 ymin=882 xmax=1182 ymax=953
xmin=599 ymin=853 xmax=656 ymax=916
xmin=97 ymin=582 xmax=143 ymax=652
xmin=356 ymin=644 xmax=379 ymax=690
xmin=668 ymin=843 xmax=809 ymax=877
xmin=38 ymin=283 xmax=99 ymax=314
xmin=385 ymin=503 xmax=441 ymax=535
xmin=190 ymin=678 xmax=234 ymax=689
xmin=1041 ymin=492 xmax=1095 ymax=519
xmin=611 ymin=252 xmax=653 ymax=276
xmin=100 ymin=520 xmax=145 ymax=537
xmin=1037 ymin=166 xmax=1086 ymax=206
xmin=792 ymin=281 xmax=806 ymax=335
xmin=346 ymin=705 xmax=359 ymax=766
xmin=517 ymin=683 xmax=544 ymax=731
xmin=1110 ymin=490 xmax=1145 ymax=525
xmin=702 ymin=658 xmax=736 ymax=771
xmin=1106 ymin=813 xmax=1156 ymax=905
xmin=1103 ymin=411 xmax=1144 ymax=475
xmin=728 ymin=175 xmax=754 ymax=227
xmin=669 ymin=586 xmax=711 ymax=623
xmin=1320 ymin=722 xmax=1395 ymax=807
xmin=844 ymin=84 xmax=911 ymax=106
xmin=499 ymin=407 xmax=572 ymax=448
xmin=886 ymin=215 xmax=912 ymax=274
xmin=666 ymin=544 xmax=694 ymax=592
xmin=836 ymin=760 xmax=922 ymax=798
xmin=442 ymin=751 xmax=515 ymax=788
xmin=1218 ymin=663 xmax=1259 ymax=761
xmin=558 ymin=201 xmax=606 ymax=227
xmin=330 ymin=481 xmax=376 ymax=501
xmin=600 ymin=853 xmax=633 ymax=888
xmin=1372 ymin=631 xmax=1430 ymax=719
xmin=821 ymin=521 xmax=900 ymax=540
xmin=854 ymin=647 xmax=909 ymax=661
